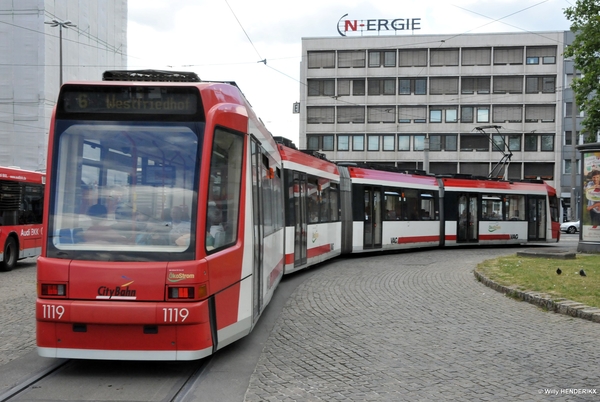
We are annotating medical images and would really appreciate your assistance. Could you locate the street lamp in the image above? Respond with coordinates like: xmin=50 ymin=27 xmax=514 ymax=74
xmin=45 ymin=18 xmax=77 ymax=87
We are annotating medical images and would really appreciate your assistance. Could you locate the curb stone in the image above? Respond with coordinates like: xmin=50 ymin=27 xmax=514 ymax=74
xmin=473 ymin=270 xmax=600 ymax=324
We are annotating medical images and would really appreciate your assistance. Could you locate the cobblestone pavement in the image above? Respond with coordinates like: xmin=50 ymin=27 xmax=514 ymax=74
xmin=244 ymin=247 xmax=600 ymax=402
xmin=0 ymin=258 xmax=37 ymax=366
xmin=3 ymin=247 xmax=599 ymax=401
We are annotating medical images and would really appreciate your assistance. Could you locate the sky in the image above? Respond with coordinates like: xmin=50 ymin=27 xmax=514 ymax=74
xmin=127 ymin=0 xmax=573 ymax=146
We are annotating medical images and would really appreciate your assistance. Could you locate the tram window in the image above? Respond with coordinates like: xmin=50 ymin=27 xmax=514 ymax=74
xmin=384 ymin=190 xmax=401 ymax=220
xmin=207 ymin=128 xmax=244 ymax=250
xmin=405 ymin=188 xmax=420 ymax=220
xmin=330 ymin=183 xmax=339 ymax=221
xmin=307 ymin=179 xmax=319 ymax=223
xmin=319 ymin=179 xmax=331 ymax=222
xmin=506 ymin=195 xmax=525 ymax=220
xmin=420 ymin=192 xmax=436 ymax=220
xmin=482 ymin=195 xmax=503 ymax=220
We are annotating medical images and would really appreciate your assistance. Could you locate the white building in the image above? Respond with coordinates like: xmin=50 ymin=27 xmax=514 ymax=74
xmin=300 ymin=31 xmax=573 ymax=195
xmin=0 ymin=0 xmax=127 ymax=171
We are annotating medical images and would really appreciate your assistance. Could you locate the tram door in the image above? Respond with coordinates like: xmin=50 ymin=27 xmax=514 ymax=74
xmin=250 ymin=141 xmax=264 ymax=322
xmin=293 ymin=172 xmax=307 ymax=267
xmin=457 ymin=194 xmax=478 ymax=243
xmin=364 ymin=187 xmax=382 ymax=249
xmin=527 ymin=196 xmax=547 ymax=241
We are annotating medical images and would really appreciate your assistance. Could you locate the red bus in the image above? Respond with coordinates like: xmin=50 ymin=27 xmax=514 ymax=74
xmin=0 ymin=166 xmax=45 ymax=271
xmin=37 ymin=72 xmax=284 ymax=360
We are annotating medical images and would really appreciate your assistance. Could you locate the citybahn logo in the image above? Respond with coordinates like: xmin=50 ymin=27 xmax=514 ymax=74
xmin=337 ymin=14 xmax=421 ymax=37
xmin=96 ymin=275 xmax=137 ymax=300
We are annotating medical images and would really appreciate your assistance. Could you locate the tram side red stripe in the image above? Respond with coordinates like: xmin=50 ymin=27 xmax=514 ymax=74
xmin=307 ymin=244 xmax=333 ymax=258
xmin=395 ymin=235 xmax=440 ymax=244
xmin=479 ymin=234 xmax=512 ymax=241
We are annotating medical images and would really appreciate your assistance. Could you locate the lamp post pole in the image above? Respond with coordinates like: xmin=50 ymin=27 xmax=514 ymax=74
xmin=45 ymin=19 xmax=77 ymax=87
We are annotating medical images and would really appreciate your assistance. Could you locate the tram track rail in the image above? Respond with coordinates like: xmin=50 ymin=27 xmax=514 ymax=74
xmin=0 ymin=357 xmax=211 ymax=402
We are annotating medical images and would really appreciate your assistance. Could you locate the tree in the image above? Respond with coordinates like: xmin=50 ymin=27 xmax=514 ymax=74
xmin=563 ymin=0 xmax=600 ymax=142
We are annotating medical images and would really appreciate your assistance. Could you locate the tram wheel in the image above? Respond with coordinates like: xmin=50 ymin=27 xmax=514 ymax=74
xmin=0 ymin=237 xmax=17 ymax=271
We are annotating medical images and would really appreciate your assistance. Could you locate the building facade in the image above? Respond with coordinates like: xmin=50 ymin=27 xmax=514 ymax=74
xmin=300 ymin=31 xmax=583 ymax=214
xmin=0 ymin=0 xmax=127 ymax=171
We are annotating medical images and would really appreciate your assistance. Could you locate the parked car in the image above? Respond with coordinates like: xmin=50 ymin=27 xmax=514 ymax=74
xmin=560 ymin=220 xmax=580 ymax=234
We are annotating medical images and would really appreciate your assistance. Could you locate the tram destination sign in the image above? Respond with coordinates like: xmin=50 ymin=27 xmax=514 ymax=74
xmin=337 ymin=13 xmax=421 ymax=36
xmin=59 ymin=85 xmax=199 ymax=115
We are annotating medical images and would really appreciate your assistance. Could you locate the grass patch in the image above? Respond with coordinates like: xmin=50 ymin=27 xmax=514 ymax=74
xmin=475 ymin=254 xmax=600 ymax=308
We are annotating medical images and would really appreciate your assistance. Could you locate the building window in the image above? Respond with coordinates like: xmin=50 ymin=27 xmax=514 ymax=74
xmin=476 ymin=107 xmax=490 ymax=123
xmin=338 ymin=50 xmax=366 ymax=68
xmin=353 ymin=135 xmax=364 ymax=151
xmin=460 ymin=162 xmax=489 ymax=176
xmin=564 ymin=159 xmax=579 ymax=174
xmin=541 ymin=134 xmax=554 ymax=151
xmin=338 ymin=135 xmax=349 ymax=151
xmin=399 ymin=78 xmax=427 ymax=95
xmin=526 ymin=46 xmax=556 ymax=65
xmin=369 ymin=50 xmax=396 ymax=67
xmin=338 ymin=79 xmax=366 ymax=96
xmin=430 ymin=48 xmax=459 ymax=66
xmin=524 ymin=163 xmax=553 ymax=180
xmin=337 ymin=106 xmax=365 ymax=123
xmin=368 ymin=78 xmax=396 ymax=95
xmin=493 ymin=134 xmax=521 ymax=152
xmin=398 ymin=49 xmax=427 ymax=66
xmin=492 ymin=105 xmax=522 ymax=123
xmin=525 ymin=76 xmax=556 ymax=93
xmin=382 ymin=135 xmax=395 ymax=151
xmin=398 ymin=135 xmax=410 ymax=151
xmin=367 ymin=107 xmax=395 ymax=123
xmin=307 ymin=107 xmax=334 ymax=124
xmin=493 ymin=76 xmax=523 ymax=94
xmin=525 ymin=134 xmax=537 ymax=151
xmin=430 ymin=109 xmax=442 ymax=123
xmin=461 ymin=134 xmax=489 ymax=151
xmin=493 ymin=47 xmax=524 ymax=65
xmin=565 ymin=102 xmax=583 ymax=118
xmin=525 ymin=105 xmax=555 ymax=122
xmin=446 ymin=108 xmax=458 ymax=123
xmin=564 ymin=131 xmax=580 ymax=146
xmin=430 ymin=134 xmax=457 ymax=151
xmin=461 ymin=106 xmax=474 ymax=123
xmin=414 ymin=135 xmax=425 ymax=151
xmin=398 ymin=106 xmax=427 ymax=123
xmin=367 ymin=135 xmax=380 ymax=151
xmin=461 ymin=48 xmax=491 ymax=66
xmin=429 ymin=107 xmax=457 ymax=123
xmin=308 ymin=51 xmax=335 ymax=68
xmin=430 ymin=77 xmax=459 ymax=95
xmin=306 ymin=135 xmax=334 ymax=151
xmin=461 ymin=77 xmax=490 ymax=94
xmin=308 ymin=79 xmax=335 ymax=96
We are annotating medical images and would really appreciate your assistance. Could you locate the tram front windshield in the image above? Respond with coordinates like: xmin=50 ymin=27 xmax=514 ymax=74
xmin=47 ymin=121 xmax=200 ymax=261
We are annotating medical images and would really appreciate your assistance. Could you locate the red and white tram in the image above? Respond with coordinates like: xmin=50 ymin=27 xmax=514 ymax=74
xmin=37 ymin=72 xmax=284 ymax=360
xmin=37 ymin=71 xmax=560 ymax=361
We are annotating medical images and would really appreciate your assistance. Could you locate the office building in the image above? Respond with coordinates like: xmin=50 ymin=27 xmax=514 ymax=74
xmin=300 ymin=31 xmax=586 ymax=212
xmin=0 ymin=0 xmax=127 ymax=171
